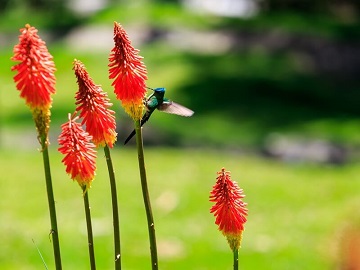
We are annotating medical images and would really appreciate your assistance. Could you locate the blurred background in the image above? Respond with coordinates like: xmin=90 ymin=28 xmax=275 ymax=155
xmin=0 ymin=0 xmax=360 ymax=269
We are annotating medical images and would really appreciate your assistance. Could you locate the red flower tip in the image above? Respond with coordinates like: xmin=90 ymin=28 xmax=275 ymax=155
xmin=73 ymin=59 xmax=117 ymax=148
xmin=108 ymin=21 xmax=147 ymax=120
xmin=58 ymin=113 xmax=97 ymax=191
xmin=210 ymin=168 xmax=248 ymax=251
xmin=11 ymin=24 xmax=56 ymax=112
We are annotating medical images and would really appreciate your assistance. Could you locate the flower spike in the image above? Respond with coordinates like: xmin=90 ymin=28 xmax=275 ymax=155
xmin=58 ymin=113 xmax=97 ymax=192
xmin=11 ymin=24 xmax=56 ymax=113
xmin=11 ymin=25 xmax=62 ymax=268
xmin=108 ymin=21 xmax=147 ymax=120
xmin=73 ymin=59 xmax=117 ymax=148
xmin=11 ymin=24 xmax=56 ymax=141
xmin=210 ymin=168 xmax=248 ymax=251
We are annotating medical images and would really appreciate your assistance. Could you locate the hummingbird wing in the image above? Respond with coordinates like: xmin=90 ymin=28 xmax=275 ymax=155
xmin=158 ymin=101 xmax=194 ymax=117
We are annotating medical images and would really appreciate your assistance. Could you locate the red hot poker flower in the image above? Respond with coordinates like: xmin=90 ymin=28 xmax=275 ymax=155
xmin=108 ymin=21 xmax=147 ymax=120
xmin=210 ymin=168 xmax=248 ymax=251
xmin=58 ymin=113 xmax=97 ymax=191
xmin=11 ymin=24 xmax=56 ymax=112
xmin=73 ymin=59 xmax=117 ymax=148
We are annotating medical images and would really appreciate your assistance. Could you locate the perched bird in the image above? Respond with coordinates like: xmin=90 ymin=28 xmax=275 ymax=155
xmin=124 ymin=87 xmax=194 ymax=144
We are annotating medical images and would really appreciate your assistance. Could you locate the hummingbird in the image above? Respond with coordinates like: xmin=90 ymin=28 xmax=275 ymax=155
xmin=124 ymin=87 xmax=194 ymax=145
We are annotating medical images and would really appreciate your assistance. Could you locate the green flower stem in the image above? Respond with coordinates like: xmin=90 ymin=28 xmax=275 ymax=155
xmin=40 ymin=135 xmax=62 ymax=270
xmin=134 ymin=120 xmax=158 ymax=270
xmin=233 ymin=248 xmax=239 ymax=270
xmin=104 ymin=145 xmax=121 ymax=269
xmin=82 ymin=187 xmax=96 ymax=270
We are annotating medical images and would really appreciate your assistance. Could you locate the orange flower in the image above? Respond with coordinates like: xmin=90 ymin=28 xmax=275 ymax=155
xmin=58 ymin=113 xmax=97 ymax=191
xmin=108 ymin=21 xmax=147 ymax=120
xmin=210 ymin=168 xmax=248 ymax=251
xmin=73 ymin=59 xmax=117 ymax=148
xmin=11 ymin=24 xmax=56 ymax=113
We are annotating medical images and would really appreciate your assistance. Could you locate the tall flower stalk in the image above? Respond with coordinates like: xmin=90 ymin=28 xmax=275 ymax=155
xmin=210 ymin=168 xmax=248 ymax=270
xmin=73 ymin=59 xmax=121 ymax=269
xmin=58 ymin=113 xmax=97 ymax=269
xmin=82 ymin=185 xmax=96 ymax=270
xmin=11 ymin=24 xmax=62 ymax=269
xmin=109 ymin=22 xmax=158 ymax=270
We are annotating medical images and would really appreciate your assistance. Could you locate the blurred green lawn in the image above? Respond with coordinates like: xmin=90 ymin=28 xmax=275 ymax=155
xmin=0 ymin=146 xmax=359 ymax=269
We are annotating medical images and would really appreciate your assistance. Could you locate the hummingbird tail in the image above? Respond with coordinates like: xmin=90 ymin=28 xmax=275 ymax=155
xmin=124 ymin=112 xmax=151 ymax=145
xmin=124 ymin=129 xmax=136 ymax=145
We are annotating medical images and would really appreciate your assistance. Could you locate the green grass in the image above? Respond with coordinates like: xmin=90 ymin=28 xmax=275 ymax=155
xmin=0 ymin=145 xmax=359 ymax=269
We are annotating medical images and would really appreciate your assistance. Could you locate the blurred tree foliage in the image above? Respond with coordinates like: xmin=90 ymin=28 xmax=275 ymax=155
xmin=261 ymin=0 xmax=360 ymax=13
xmin=260 ymin=0 xmax=360 ymax=28
xmin=0 ymin=0 xmax=81 ymax=33
xmin=134 ymin=0 xmax=360 ymax=14
xmin=1 ymin=0 xmax=359 ymax=147
xmin=0 ymin=0 xmax=66 ymax=11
